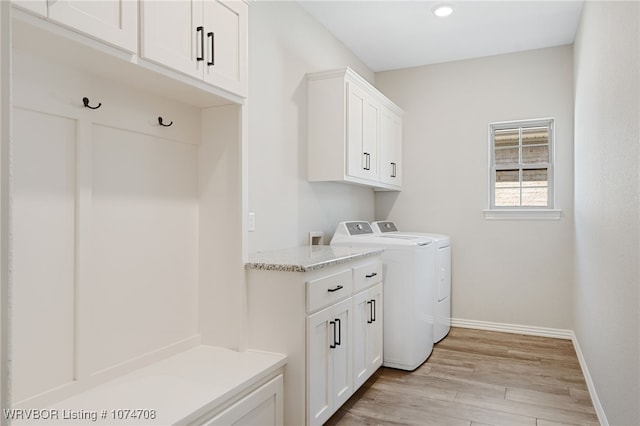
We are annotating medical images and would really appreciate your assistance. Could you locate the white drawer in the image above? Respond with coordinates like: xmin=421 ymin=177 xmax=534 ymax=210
xmin=306 ymin=269 xmax=353 ymax=314
xmin=353 ymin=261 xmax=383 ymax=293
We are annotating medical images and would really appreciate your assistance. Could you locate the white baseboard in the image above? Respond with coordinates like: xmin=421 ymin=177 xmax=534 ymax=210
xmin=450 ymin=318 xmax=573 ymax=339
xmin=570 ymin=332 xmax=609 ymax=426
xmin=450 ymin=318 xmax=607 ymax=426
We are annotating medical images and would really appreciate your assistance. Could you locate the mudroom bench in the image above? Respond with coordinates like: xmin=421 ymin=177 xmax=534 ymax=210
xmin=16 ymin=347 xmax=286 ymax=426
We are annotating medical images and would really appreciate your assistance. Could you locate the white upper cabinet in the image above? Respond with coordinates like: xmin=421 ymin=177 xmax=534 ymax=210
xmin=308 ymin=67 xmax=403 ymax=191
xmin=47 ymin=0 xmax=138 ymax=52
xmin=12 ymin=0 xmax=47 ymax=17
xmin=140 ymin=0 xmax=248 ymax=97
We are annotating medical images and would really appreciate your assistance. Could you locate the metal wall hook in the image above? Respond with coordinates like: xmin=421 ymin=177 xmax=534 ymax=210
xmin=82 ymin=97 xmax=102 ymax=109
xmin=158 ymin=117 xmax=173 ymax=127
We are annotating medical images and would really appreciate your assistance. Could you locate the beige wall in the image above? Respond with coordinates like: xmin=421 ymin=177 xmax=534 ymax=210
xmin=573 ymin=2 xmax=640 ymax=424
xmin=375 ymin=46 xmax=575 ymax=329
xmin=247 ymin=2 xmax=376 ymax=252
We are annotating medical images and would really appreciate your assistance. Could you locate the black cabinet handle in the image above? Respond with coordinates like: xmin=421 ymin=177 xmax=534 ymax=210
xmin=335 ymin=318 xmax=341 ymax=346
xmin=207 ymin=32 xmax=215 ymax=66
xmin=391 ymin=162 xmax=397 ymax=178
xmin=367 ymin=301 xmax=373 ymax=324
xmin=363 ymin=152 xmax=372 ymax=171
xmin=371 ymin=299 xmax=376 ymax=322
xmin=365 ymin=272 xmax=377 ymax=278
xmin=330 ymin=320 xmax=336 ymax=348
xmin=196 ymin=26 xmax=204 ymax=62
xmin=327 ymin=285 xmax=343 ymax=293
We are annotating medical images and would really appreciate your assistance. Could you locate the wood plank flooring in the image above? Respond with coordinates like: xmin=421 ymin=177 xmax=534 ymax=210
xmin=326 ymin=327 xmax=599 ymax=426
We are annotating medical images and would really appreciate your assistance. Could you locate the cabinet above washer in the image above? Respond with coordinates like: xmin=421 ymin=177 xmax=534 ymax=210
xmin=307 ymin=67 xmax=403 ymax=191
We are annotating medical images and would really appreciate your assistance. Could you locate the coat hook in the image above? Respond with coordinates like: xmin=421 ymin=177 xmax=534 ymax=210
xmin=82 ymin=97 xmax=102 ymax=110
xmin=158 ymin=116 xmax=173 ymax=127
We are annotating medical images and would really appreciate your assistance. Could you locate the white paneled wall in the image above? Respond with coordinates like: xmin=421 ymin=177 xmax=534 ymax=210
xmin=87 ymin=125 xmax=198 ymax=375
xmin=12 ymin=108 xmax=77 ymax=401
xmin=11 ymin=49 xmax=204 ymax=407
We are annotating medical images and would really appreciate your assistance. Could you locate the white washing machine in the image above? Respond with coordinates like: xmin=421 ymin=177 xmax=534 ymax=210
xmin=330 ymin=221 xmax=435 ymax=371
xmin=372 ymin=221 xmax=451 ymax=343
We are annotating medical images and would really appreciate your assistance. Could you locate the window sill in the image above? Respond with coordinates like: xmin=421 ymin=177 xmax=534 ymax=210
xmin=483 ymin=209 xmax=562 ymax=221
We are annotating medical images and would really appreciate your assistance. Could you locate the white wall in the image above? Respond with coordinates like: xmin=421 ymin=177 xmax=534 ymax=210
xmin=0 ymin=2 xmax=10 ymax=422
xmin=573 ymin=2 xmax=640 ymax=425
xmin=375 ymin=46 xmax=575 ymax=329
xmin=248 ymin=2 xmax=376 ymax=252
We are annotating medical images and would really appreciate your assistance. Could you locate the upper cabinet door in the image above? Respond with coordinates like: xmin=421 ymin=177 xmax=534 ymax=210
xmin=379 ymin=106 xmax=402 ymax=187
xmin=202 ymin=0 xmax=247 ymax=97
xmin=347 ymin=82 xmax=379 ymax=182
xmin=140 ymin=0 xmax=204 ymax=80
xmin=47 ymin=0 xmax=137 ymax=53
xmin=13 ymin=0 xmax=47 ymax=17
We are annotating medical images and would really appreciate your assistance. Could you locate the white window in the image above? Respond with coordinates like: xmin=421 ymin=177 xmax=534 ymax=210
xmin=485 ymin=118 xmax=560 ymax=220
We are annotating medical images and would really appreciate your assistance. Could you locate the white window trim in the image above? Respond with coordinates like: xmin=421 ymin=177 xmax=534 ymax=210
xmin=483 ymin=209 xmax=562 ymax=220
xmin=485 ymin=117 xmax=562 ymax=220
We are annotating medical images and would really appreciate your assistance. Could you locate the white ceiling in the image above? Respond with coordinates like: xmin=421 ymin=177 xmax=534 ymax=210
xmin=297 ymin=0 xmax=584 ymax=72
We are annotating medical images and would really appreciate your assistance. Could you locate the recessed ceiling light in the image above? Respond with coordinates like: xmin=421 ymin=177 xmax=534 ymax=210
xmin=432 ymin=4 xmax=454 ymax=17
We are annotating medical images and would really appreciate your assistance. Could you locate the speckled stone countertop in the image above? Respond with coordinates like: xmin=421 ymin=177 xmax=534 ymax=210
xmin=245 ymin=245 xmax=383 ymax=272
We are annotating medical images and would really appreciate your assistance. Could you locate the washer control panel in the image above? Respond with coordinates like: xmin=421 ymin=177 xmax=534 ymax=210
xmin=345 ymin=221 xmax=374 ymax=235
xmin=376 ymin=221 xmax=398 ymax=233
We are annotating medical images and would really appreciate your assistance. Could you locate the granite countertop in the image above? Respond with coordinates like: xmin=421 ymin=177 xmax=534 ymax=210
xmin=245 ymin=245 xmax=383 ymax=272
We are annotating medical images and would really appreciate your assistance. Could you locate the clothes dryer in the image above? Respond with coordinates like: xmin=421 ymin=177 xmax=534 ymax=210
xmin=372 ymin=221 xmax=451 ymax=342
xmin=331 ymin=221 xmax=435 ymax=371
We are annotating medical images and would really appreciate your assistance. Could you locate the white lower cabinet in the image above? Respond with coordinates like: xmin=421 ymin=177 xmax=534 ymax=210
xmin=307 ymin=298 xmax=353 ymax=426
xmin=203 ymin=374 xmax=284 ymax=426
xmin=247 ymin=255 xmax=383 ymax=425
xmin=353 ymin=282 xmax=383 ymax=390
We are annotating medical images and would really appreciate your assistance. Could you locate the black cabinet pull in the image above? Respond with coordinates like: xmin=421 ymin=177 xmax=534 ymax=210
xmin=365 ymin=272 xmax=377 ymax=278
xmin=329 ymin=320 xmax=336 ymax=349
xmin=196 ymin=26 xmax=204 ymax=61
xmin=335 ymin=318 xmax=341 ymax=346
xmin=327 ymin=285 xmax=343 ymax=293
xmin=367 ymin=301 xmax=373 ymax=324
xmin=207 ymin=32 xmax=215 ymax=66
xmin=371 ymin=299 xmax=376 ymax=322
xmin=391 ymin=162 xmax=397 ymax=178
xmin=363 ymin=152 xmax=372 ymax=171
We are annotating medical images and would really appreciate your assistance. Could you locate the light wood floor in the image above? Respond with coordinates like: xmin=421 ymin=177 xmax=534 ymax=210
xmin=326 ymin=327 xmax=599 ymax=426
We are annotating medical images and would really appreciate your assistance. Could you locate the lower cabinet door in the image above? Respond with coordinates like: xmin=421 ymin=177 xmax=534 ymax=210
xmin=367 ymin=283 xmax=384 ymax=372
xmin=331 ymin=298 xmax=353 ymax=409
xmin=307 ymin=297 xmax=354 ymax=426
xmin=204 ymin=375 xmax=283 ymax=426
xmin=352 ymin=289 xmax=370 ymax=390
xmin=307 ymin=306 xmax=334 ymax=426
xmin=353 ymin=284 xmax=383 ymax=390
